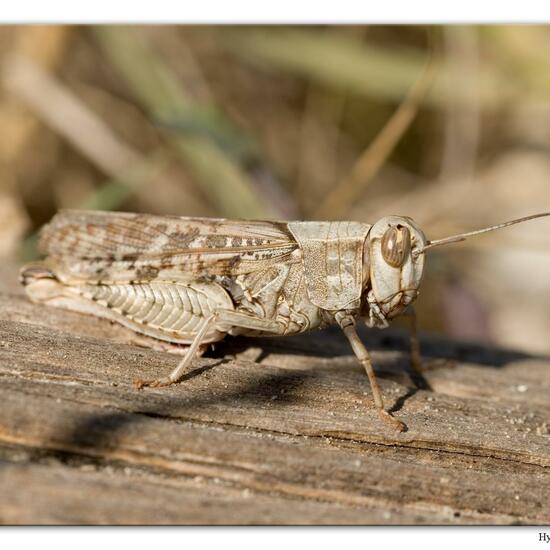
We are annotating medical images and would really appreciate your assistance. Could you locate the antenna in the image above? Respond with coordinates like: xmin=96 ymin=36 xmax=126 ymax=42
xmin=414 ymin=212 xmax=550 ymax=256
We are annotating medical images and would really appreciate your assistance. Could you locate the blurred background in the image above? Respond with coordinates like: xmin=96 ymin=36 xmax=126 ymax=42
xmin=0 ymin=25 xmax=549 ymax=353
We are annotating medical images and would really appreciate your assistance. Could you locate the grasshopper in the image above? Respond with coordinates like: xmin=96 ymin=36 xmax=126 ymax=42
xmin=20 ymin=210 xmax=550 ymax=431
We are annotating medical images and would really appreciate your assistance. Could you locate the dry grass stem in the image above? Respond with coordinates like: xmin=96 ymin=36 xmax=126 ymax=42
xmin=314 ymin=54 xmax=437 ymax=220
xmin=2 ymin=53 xmax=207 ymax=217
xmin=93 ymin=27 xmax=279 ymax=219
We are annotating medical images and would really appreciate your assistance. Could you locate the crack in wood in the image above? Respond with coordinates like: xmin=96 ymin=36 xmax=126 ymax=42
xmin=0 ymin=437 xmax=526 ymax=524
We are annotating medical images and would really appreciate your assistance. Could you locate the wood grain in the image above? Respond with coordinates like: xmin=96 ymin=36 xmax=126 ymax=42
xmin=0 ymin=263 xmax=549 ymax=524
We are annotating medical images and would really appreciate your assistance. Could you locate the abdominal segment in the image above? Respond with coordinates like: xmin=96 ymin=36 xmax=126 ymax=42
xmin=21 ymin=264 xmax=234 ymax=344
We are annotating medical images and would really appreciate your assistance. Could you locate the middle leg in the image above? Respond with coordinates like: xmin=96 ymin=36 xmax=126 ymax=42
xmin=336 ymin=312 xmax=406 ymax=432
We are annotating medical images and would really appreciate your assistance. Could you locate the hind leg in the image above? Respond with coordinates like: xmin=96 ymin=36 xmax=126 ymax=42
xmin=135 ymin=315 xmax=216 ymax=389
xmin=135 ymin=309 xmax=285 ymax=389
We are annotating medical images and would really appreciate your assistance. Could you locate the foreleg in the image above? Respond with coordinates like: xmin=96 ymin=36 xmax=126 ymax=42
xmin=403 ymin=306 xmax=422 ymax=373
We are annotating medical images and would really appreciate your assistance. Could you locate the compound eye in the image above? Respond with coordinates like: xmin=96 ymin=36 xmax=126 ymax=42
xmin=381 ymin=225 xmax=411 ymax=268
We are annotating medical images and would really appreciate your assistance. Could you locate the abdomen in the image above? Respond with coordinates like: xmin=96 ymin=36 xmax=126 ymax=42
xmin=21 ymin=264 xmax=234 ymax=344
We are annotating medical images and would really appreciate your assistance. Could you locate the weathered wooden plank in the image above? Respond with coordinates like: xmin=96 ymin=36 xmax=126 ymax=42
xmin=1 ymin=317 xmax=548 ymax=463
xmin=0 ymin=276 xmax=549 ymax=524
xmin=0 ymin=384 xmax=542 ymax=525
xmin=2 ymin=452 xmax=441 ymax=525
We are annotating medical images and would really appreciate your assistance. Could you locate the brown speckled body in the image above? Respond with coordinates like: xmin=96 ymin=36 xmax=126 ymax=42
xmin=20 ymin=209 xmax=430 ymax=432
xmin=23 ymin=211 xmax=393 ymax=346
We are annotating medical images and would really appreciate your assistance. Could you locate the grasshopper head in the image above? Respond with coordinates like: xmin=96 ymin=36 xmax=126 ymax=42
xmin=365 ymin=211 xmax=550 ymax=327
xmin=366 ymin=216 xmax=427 ymax=325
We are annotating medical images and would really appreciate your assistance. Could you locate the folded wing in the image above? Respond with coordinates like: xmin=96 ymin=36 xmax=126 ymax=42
xmin=40 ymin=210 xmax=298 ymax=282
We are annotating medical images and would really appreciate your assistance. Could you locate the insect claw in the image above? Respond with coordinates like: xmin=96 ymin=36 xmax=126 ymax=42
xmin=133 ymin=379 xmax=148 ymax=389
xmin=378 ymin=410 xmax=407 ymax=432
xmin=134 ymin=377 xmax=173 ymax=389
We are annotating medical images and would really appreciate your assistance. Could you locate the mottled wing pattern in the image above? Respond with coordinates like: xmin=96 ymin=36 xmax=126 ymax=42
xmin=40 ymin=210 xmax=298 ymax=283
